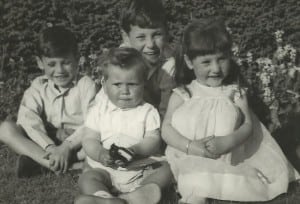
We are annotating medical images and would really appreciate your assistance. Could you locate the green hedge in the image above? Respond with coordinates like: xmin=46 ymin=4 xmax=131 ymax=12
xmin=0 ymin=0 xmax=299 ymax=130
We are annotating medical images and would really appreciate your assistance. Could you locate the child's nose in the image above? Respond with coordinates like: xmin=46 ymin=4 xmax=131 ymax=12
xmin=145 ymin=37 xmax=155 ymax=48
xmin=211 ymin=61 xmax=221 ymax=73
xmin=55 ymin=63 xmax=64 ymax=72
xmin=120 ymin=85 xmax=130 ymax=95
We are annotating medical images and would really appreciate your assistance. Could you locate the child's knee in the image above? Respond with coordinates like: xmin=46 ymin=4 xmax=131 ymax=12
xmin=74 ymin=195 xmax=91 ymax=204
xmin=78 ymin=169 xmax=110 ymax=188
xmin=157 ymin=161 xmax=172 ymax=175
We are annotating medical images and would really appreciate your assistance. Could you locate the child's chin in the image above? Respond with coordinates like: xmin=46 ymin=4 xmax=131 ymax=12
xmin=54 ymin=80 xmax=72 ymax=88
xmin=143 ymin=55 xmax=160 ymax=65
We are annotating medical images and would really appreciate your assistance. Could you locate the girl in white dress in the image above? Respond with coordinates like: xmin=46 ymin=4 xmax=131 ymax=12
xmin=161 ymin=18 xmax=299 ymax=204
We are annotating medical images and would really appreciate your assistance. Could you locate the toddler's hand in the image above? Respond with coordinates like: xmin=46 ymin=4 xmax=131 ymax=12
xmin=109 ymin=144 xmax=135 ymax=167
xmin=189 ymin=136 xmax=219 ymax=159
xmin=98 ymin=148 xmax=114 ymax=167
xmin=205 ymin=136 xmax=231 ymax=155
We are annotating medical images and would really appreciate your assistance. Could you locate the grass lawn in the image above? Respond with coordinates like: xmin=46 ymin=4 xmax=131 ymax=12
xmin=1 ymin=142 xmax=300 ymax=204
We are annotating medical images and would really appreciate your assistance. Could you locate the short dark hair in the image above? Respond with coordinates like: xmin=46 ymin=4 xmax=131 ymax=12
xmin=36 ymin=26 xmax=78 ymax=58
xmin=99 ymin=47 xmax=147 ymax=81
xmin=120 ymin=0 xmax=167 ymax=33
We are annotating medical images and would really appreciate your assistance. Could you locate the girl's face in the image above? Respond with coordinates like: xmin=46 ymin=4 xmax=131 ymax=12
xmin=103 ymin=65 xmax=144 ymax=109
xmin=123 ymin=25 xmax=166 ymax=65
xmin=185 ymin=52 xmax=231 ymax=87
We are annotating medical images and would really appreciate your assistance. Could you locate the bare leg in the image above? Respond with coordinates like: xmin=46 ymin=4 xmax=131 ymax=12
xmin=0 ymin=121 xmax=50 ymax=168
xmin=119 ymin=183 xmax=161 ymax=204
xmin=77 ymin=169 xmax=127 ymax=204
xmin=74 ymin=194 xmax=126 ymax=204
xmin=78 ymin=169 xmax=113 ymax=194
xmin=114 ymin=162 xmax=172 ymax=204
xmin=140 ymin=161 xmax=174 ymax=189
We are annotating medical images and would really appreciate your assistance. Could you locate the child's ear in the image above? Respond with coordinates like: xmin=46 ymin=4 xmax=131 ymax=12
xmin=121 ymin=29 xmax=130 ymax=46
xmin=35 ymin=56 xmax=44 ymax=70
xmin=184 ymin=54 xmax=194 ymax=70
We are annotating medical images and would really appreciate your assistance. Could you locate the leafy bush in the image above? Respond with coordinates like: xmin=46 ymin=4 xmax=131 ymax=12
xmin=0 ymin=0 xmax=299 ymax=133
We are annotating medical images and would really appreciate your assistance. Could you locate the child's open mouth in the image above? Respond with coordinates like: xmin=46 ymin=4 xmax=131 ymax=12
xmin=54 ymin=75 xmax=68 ymax=80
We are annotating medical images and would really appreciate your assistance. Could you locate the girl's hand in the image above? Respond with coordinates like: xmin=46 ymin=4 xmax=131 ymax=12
xmin=189 ymin=136 xmax=219 ymax=159
xmin=205 ymin=136 xmax=232 ymax=155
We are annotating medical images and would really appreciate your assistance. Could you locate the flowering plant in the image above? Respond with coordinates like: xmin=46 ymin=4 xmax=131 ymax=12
xmin=235 ymin=30 xmax=299 ymax=132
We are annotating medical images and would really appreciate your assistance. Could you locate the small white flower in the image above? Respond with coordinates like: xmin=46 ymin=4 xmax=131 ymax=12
xmin=46 ymin=22 xmax=53 ymax=27
xmin=232 ymin=43 xmax=239 ymax=56
xmin=88 ymin=54 xmax=97 ymax=60
xmin=288 ymin=68 xmax=296 ymax=78
xmin=79 ymin=56 xmax=86 ymax=66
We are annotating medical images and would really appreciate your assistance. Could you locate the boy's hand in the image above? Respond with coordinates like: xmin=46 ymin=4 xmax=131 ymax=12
xmin=205 ymin=136 xmax=232 ymax=155
xmin=189 ymin=136 xmax=219 ymax=159
xmin=44 ymin=142 xmax=72 ymax=174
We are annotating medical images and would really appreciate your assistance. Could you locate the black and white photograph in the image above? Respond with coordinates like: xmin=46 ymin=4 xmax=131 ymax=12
xmin=0 ymin=0 xmax=299 ymax=203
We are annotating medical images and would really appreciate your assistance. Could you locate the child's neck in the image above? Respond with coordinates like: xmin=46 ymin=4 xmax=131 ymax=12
xmin=146 ymin=60 xmax=162 ymax=79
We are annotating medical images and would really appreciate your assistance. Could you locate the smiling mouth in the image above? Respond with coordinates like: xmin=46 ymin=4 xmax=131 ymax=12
xmin=54 ymin=75 xmax=68 ymax=79
xmin=143 ymin=51 xmax=159 ymax=56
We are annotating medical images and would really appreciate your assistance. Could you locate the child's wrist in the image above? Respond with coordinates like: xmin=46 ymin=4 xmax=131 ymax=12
xmin=45 ymin=144 xmax=56 ymax=152
xmin=62 ymin=140 xmax=73 ymax=150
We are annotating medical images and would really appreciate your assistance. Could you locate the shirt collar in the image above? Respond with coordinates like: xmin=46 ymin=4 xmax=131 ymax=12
xmin=45 ymin=76 xmax=77 ymax=95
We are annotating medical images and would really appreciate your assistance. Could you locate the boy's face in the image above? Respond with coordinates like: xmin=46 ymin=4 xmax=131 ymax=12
xmin=123 ymin=25 xmax=166 ymax=65
xmin=37 ymin=54 xmax=78 ymax=89
xmin=104 ymin=65 xmax=144 ymax=109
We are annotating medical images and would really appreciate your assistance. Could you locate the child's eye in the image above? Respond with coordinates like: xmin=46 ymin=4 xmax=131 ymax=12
xmin=113 ymin=83 xmax=121 ymax=87
xmin=201 ymin=60 xmax=211 ymax=65
xmin=128 ymin=83 xmax=139 ymax=87
xmin=62 ymin=61 xmax=72 ymax=65
xmin=47 ymin=62 xmax=56 ymax=67
xmin=153 ymin=32 xmax=163 ymax=38
xmin=136 ymin=35 xmax=145 ymax=40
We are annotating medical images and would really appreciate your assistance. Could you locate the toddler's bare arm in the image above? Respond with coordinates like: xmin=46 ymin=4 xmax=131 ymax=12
xmin=82 ymin=127 xmax=113 ymax=167
xmin=130 ymin=129 xmax=161 ymax=157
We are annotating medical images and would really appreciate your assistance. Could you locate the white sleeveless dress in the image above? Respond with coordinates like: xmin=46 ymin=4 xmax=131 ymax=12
xmin=165 ymin=80 xmax=299 ymax=203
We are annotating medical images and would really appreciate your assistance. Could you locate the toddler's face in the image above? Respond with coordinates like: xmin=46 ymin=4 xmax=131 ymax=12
xmin=104 ymin=65 xmax=144 ymax=109
xmin=186 ymin=52 xmax=230 ymax=87
xmin=124 ymin=25 xmax=166 ymax=65
xmin=37 ymin=54 xmax=78 ymax=89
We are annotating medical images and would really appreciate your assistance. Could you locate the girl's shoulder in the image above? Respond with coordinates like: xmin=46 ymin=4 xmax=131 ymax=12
xmin=173 ymin=86 xmax=191 ymax=101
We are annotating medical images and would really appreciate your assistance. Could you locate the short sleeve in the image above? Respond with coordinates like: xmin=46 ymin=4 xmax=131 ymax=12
xmin=85 ymin=102 xmax=101 ymax=132
xmin=78 ymin=76 xmax=98 ymax=118
xmin=144 ymin=106 xmax=161 ymax=132
xmin=173 ymin=87 xmax=190 ymax=101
